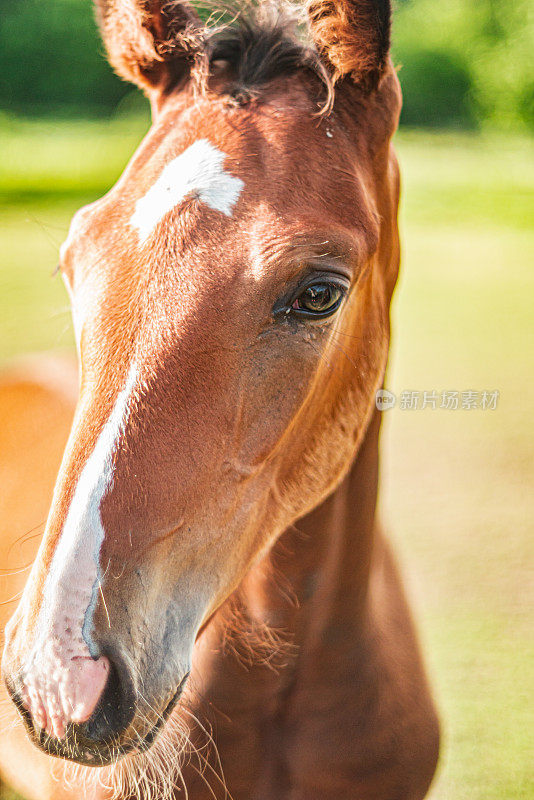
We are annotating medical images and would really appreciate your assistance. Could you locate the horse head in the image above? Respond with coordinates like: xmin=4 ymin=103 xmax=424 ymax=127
xmin=3 ymin=0 xmax=401 ymax=768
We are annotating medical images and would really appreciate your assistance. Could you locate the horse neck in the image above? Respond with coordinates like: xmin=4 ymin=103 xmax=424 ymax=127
xmin=237 ymin=408 xmax=380 ymax=653
xmin=184 ymin=409 xmax=382 ymax=792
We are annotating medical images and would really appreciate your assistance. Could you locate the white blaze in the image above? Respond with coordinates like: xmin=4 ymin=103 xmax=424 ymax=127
xmin=131 ymin=139 xmax=244 ymax=242
xmin=30 ymin=363 xmax=138 ymax=667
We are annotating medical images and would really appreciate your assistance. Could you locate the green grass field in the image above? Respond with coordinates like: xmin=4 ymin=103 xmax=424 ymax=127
xmin=0 ymin=117 xmax=533 ymax=799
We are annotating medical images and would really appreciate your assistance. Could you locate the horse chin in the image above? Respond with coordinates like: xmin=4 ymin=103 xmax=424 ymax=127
xmin=56 ymin=709 xmax=193 ymax=800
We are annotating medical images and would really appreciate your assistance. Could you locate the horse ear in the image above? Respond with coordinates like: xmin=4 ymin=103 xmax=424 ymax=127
xmin=94 ymin=0 xmax=201 ymax=95
xmin=306 ymin=0 xmax=391 ymax=91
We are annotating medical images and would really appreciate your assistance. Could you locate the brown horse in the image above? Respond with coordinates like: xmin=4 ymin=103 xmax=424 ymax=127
xmin=0 ymin=1 xmax=439 ymax=797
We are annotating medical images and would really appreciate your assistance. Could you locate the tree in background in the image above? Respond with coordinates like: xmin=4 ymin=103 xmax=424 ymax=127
xmin=0 ymin=0 xmax=129 ymax=115
xmin=394 ymin=0 xmax=534 ymax=131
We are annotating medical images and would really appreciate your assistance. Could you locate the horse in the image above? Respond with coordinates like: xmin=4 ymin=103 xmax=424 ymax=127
xmin=0 ymin=1 xmax=440 ymax=798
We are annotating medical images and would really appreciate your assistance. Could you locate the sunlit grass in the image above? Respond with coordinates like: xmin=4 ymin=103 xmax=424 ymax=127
xmin=398 ymin=130 xmax=534 ymax=230
xmin=0 ymin=113 xmax=150 ymax=203
xmin=0 ymin=120 xmax=532 ymax=799
xmin=388 ymin=132 xmax=533 ymax=800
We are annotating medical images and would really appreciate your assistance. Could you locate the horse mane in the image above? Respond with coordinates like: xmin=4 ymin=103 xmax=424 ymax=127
xmin=170 ymin=0 xmax=334 ymax=111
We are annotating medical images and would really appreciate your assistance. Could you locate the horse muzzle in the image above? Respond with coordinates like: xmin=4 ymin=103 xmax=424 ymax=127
xmin=3 ymin=637 xmax=188 ymax=766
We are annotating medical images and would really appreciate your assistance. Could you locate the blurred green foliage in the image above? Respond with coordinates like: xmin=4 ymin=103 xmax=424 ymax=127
xmin=0 ymin=0 xmax=130 ymax=116
xmin=393 ymin=0 xmax=534 ymax=131
xmin=0 ymin=0 xmax=532 ymax=125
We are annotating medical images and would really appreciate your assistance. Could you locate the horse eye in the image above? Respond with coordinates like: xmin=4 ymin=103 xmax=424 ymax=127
xmin=291 ymin=282 xmax=344 ymax=318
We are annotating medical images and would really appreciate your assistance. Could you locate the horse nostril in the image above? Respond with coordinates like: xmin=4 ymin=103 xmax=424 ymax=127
xmin=14 ymin=654 xmax=109 ymax=741
xmin=9 ymin=646 xmax=136 ymax=751
xmin=82 ymin=651 xmax=136 ymax=743
xmin=5 ymin=647 xmax=137 ymax=764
